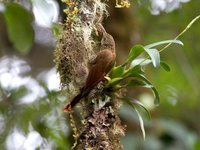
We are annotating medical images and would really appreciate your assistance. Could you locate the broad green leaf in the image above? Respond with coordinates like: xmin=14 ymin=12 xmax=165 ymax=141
xmin=144 ymin=40 xmax=183 ymax=49
xmin=131 ymin=58 xmax=152 ymax=66
xmin=160 ymin=61 xmax=171 ymax=72
xmin=124 ymin=65 xmax=144 ymax=77
xmin=144 ymin=48 xmax=160 ymax=67
xmin=109 ymin=65 xmax=125 ymax=78
xmin=127 ymin=45 xmax=145 ymax=63
xmin=3 ymin=3 xmax=34 ymax=54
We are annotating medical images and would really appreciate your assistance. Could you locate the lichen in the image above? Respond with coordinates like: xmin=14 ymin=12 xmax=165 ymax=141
xmin=76 ymin=104 xmax=125 ymax=150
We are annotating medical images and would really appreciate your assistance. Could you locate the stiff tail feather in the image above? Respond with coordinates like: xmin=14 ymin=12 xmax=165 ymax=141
xmin=63 ymin=92 xmax=83 ymax=112
xmin=63 ymin=75 xmax=105 ymax=112
xmin=63 ymin=87 xmax=91 ymax=112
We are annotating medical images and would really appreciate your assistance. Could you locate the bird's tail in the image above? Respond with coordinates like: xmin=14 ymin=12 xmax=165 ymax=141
xmin=63 ymin=87 xmax=91 ymax=112
xmin=63 ymin=92 xmax=83 ymax=112
xmin=63 ymin=75 xmax=105 ymax=112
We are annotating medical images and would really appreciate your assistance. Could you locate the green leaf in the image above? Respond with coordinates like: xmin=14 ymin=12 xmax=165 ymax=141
xmin=108 ymin=77 xmax=123 ymax=86
xmin=134 ymin=107 xmax=146 ymax=140
xmin=138 ymin=75 xmax=160 ymax=105
xmin=127 ymin=45 xmax=145 ymax=63
xmin=131 ymin=58 xmax=152 ymax=66
xmin=109 ymin=65 xmax=125 ymax=78
xmin=160 ymin=61 xmax=171 ymax=72
xmin=3 ymin=3 xmax=34 ymax=54
xmin=135 ymin=108 xmax=146 ymax=140
xmin=132 ymin=100 xmax=151 ymax=119
xmin=120 ymin=97 xmax=147 ymax=140
xmin=126 ymin=77 xmax=159 ymax=105
xmin=144 ymin=40 xmax=183 ymax=49
xmin=120 ymin=97 xmax=151 ymax=120
xmin=123 ymin=66 xmax=160 ymax=105
xmin=127 ymin=79 xmax=147 ymax=87
xmin=125 ymin=65 xmax=144 ymax=77
xmin=127 ymin=79 xmax=153 ymax=89
xmin=10 ymin=86 xmax=29 ymax=101
xmin=144 ymin=48 xmax=160 ymax=67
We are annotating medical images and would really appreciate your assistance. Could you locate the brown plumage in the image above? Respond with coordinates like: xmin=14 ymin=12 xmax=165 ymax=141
xmin=64 ymin=25 xmax=116 ymax=112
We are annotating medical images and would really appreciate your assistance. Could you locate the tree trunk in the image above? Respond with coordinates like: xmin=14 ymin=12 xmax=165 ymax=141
xmin=55 ymin=1 xmax=125 ymax=149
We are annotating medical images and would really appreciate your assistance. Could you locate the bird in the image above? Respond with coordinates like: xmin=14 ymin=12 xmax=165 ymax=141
xmin=64 ymin=24 xmax=116 ymax=112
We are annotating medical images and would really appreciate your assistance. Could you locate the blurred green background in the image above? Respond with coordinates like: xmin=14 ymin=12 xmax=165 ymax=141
xmin=0 ymin=0 xmax=200 ymax=150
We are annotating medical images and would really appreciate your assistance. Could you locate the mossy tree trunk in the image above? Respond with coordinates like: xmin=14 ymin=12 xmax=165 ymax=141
xmin=55 ymin=1 xmax=125 ymax=149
